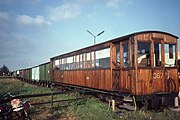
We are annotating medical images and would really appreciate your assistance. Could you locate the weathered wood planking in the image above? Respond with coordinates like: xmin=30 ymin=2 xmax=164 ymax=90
xmin=53 ymin=69 xmax=111 ymax=90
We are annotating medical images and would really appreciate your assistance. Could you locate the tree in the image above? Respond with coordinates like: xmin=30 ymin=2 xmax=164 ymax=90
xmin=0 ymin=65 xmax=9 ymax=76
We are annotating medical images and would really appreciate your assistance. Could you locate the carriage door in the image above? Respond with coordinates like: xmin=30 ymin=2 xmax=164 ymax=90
xmin=112 ymin=41 xmax=132 ymax=92
xmin=121 ymin=41 xmax=132 ymax=92
xmin=151 ymin=42 xmax=165 ymax=93
xmin=152 ymin=43 xmax=177 ymax=93
xmin=112 ymin=43 xmax=120 ymax=90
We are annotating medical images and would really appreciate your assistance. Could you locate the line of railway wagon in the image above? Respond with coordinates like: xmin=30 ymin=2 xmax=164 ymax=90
xmin=14 ymin=31 xmax=179 ymax=109
xmin=14 ymin=62 xmax=51 ymax=86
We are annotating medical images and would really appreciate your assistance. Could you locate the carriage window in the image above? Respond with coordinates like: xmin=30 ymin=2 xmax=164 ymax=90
xmin=123 ymin=44 xmax=129 ymax=67
xmin=64 ymin=58 xmax=67 ymax=70
xmin=83 ymin=53 xmax=86 ymax=68
xmin=63 ymin=58 xmax=67 ymax=70
xmin=73 ymin=56 xmax=76 ymax=69
xmin=67 ymin=57 xmax=73 ymax=70
xmin=76 ymin=55 xmax=79 ymax=69
xmin=165 ymin=44 xmax=175 ymax=67
xmin=131 ymin=43 xmax=134 ymax=67
xmin=79 ymin=54 xmax=83 ymax=69
xmin=54 ymin=59 xmax=60 ymax=70
xmin=65 ymin=58 xmax=68 ymax=70
xmin=154 ymin=43 xmax=162 ymax=67
xmin=92 ymin=52 xmax=95 ymax=68
xmin=116 ymin=45 xmax=120 ymax=63
xmin=96 ymin=48 xmax=110 ymax=68
xmin=138 ymin=42 xmax=151 ymax=67
xmin=59 ymin=59 xmax=62 ymax=70
xmin=61 ymin=58 xmax=64 ymax=70
xmin=87 ymin=53 xmax=91 ymax=68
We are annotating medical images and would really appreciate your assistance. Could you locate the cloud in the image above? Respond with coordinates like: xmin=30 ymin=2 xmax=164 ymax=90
xmin=106 ymin=0 xmax=133 ymax=17
xmin=34 ymin=15 xmax=51 ymax=25
xmin=0 ymin=11 xmax=9 ymax=20
xmin=0 ymin=31 xmax=38 ymax=70
xmin=17 ymin=15 xmax=51 ymax=26
xmin=113 ymin=11 xmax=124 ymax=17
xmin=106 ymin=0 xmax=119 ymax=8
xmin=0 ymin=31 xmax=36 ymax=59
xmin=49 ymin=3 xmax=80 ymax=21
xmin=28 ymin=0 xmax=42 ymax=4
xmin=76 ymin=0 xmax=94 ymax=5
xmin=0 ymin=12 xmax=15 ymax=33
xmin=106 ymin=0 xmax=133 ymax=9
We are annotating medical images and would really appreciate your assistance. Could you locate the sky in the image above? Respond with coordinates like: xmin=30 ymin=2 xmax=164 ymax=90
xmin=0 ymin=0 xmax=180 ymax=71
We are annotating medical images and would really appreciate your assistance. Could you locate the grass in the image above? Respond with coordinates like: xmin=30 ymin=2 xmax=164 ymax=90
xmin=75 ymin=98 xmax=119 ymax=120
xmin=1 ymin=78 xmax=180 ymax=120
xmin=122 ymin=110 xmax=180 ymax=120
xmin=0 ymin=78 xmax=51 ymax=96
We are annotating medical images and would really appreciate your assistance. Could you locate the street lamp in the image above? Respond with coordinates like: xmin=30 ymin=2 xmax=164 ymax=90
xmin=87 ymin=30 xmax=105 ymax=45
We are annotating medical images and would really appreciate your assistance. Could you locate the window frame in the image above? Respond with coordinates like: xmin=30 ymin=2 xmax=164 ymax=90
xmin=154 ymin=42 xmax=162 ymax=68
xmin=137 ymin=41 xmax=151 ymax=68
xmin=53 ymin=47 xmax=111 ymax=71
xmin=164 ymin=43 xmax=176 ymax=67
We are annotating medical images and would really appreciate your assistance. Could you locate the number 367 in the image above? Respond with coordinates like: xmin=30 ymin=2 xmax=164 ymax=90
xmin=153 ymin=73 xmax=163 ymax=79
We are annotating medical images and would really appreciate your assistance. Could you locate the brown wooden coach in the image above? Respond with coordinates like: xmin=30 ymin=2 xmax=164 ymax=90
xmin=50 ymin=31 xmax=179 ymax=107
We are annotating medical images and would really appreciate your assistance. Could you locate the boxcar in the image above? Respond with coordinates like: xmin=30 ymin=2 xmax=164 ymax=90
xmin=39 ymin=62 xmax=50 ymax=81
xmin=32 ymin=66 xmax=40 ymax=81
xmin=17 ymin=68 xmax=31 ymax=80
xmin=50 ymin=31 xmax=179 ymax=107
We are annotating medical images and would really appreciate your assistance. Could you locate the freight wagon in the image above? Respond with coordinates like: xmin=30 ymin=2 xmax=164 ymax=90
xmin=39 ymin=62 xmax=50 ymax=81
xmin=29 ymin=62 xmax=50 ymax=82
xmin=32 ymin=66 xmax=39 ymax=81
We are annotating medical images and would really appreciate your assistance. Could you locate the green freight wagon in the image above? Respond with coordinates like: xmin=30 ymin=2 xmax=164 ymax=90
xmin=45 ymin=62 xmax=50 ymax=81
xmin=27 ymin=68 xmax=32 ymax=80
xmin=39 ymin=64 xmax=45 ymax=80
xmin=39 ymin=62 xmax=50 ymax=81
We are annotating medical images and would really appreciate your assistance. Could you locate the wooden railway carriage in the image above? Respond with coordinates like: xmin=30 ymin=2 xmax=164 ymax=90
xmin=50 ymin=31 xmax=179 ymax=107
